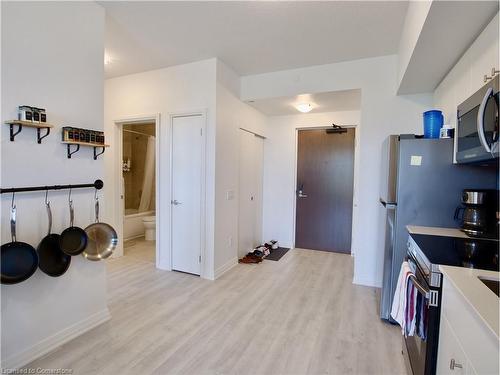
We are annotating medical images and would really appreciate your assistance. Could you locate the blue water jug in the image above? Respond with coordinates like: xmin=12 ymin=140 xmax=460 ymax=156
xmin=423 ymin=110 xmax=443 ymax=139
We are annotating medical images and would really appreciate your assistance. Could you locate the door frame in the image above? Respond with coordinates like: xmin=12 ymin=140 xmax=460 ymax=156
xmin=113 ymin=113 xmax=161 ymax=268
xmin=292 ymin=125 xmax=359 ymax=254
xmin=169 ymin=111 xmax=207 ymax=276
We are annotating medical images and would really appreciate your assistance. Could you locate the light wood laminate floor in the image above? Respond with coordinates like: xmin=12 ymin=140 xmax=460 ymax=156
xmin=27 ymin=248 xmax=406 ymax=375
xmin=123 ymin=237 xmax=155 ymax=263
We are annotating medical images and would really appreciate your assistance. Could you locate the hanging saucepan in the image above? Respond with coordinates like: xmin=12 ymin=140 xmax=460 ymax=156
xmin=1 ymin=194 xmax=39 ymax=284
xmin=37 ymin=191 xmax=71 ymax=276
xmin=59 ymin=189 xmax=88 ymax=256
xmin=83 ymin=191 xmax=117 ymax=261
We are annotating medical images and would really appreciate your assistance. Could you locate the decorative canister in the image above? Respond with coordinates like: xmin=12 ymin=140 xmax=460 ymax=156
xmin=18 ymin=106 xmax=33 ymax=121
xmin=32 ymin=107 xmax=40 ymax=123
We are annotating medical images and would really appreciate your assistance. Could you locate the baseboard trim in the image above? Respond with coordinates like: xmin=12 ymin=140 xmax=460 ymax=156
xmin=214 ymin=257 xmax=238 ymax=280
xmin=352 ymin=276 xmax=381 ymax=288
xmin=123 ymin=234 xmax=145 ymax=242
xmin=2 ymin=308 xmax=111 ymax=370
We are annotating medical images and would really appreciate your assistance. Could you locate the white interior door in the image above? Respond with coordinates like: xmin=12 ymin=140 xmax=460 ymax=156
xmin=171 ymin=115 xmax=203 ymax=275
xmin=238 ymin=130 xmax=264 ymax=258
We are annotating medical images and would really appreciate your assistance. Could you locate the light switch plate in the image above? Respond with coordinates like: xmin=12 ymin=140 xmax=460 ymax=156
xmin=410 ymin=155 xmax=422 ymax=166
xmin=226 ymin=190 xmax=235 ymax=200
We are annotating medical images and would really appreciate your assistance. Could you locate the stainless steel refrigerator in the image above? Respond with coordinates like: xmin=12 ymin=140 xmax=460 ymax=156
xmin=379 ymin=135 xmax=498 ymax=321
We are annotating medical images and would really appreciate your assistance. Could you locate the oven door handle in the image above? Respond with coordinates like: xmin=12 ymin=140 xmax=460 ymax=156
xmin=409 ymin=274 xmax=430 ymax=299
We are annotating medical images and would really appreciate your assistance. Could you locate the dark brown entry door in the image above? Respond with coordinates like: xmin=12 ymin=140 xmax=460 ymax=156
xmin=295 ymin=128 xmax=355 ymax=253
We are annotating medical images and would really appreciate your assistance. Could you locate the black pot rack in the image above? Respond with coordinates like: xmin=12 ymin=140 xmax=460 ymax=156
xmin=0 ymin=179 xmax=103 ymax=194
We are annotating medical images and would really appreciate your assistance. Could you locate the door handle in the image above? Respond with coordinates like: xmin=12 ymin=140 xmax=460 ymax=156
xmin=477 ymin=86 xmax=493 ymax=153
xmin=297 ymin=183 xmax=307 ymax=198
xmin=408 ymin=274 xmax=430 ymax=298
xmin=171 ymin=200 xmax=182 ymax=205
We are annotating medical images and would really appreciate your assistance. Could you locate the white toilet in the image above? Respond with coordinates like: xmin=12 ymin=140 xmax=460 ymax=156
xmin=142 ymin=216 xmax=156 ymax=241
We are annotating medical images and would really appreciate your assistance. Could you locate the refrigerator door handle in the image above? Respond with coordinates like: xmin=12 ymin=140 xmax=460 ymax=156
xmin=380 ymin=202 xmax=397 ymax=320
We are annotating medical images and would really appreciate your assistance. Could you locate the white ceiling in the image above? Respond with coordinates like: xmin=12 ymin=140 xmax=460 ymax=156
xmin=247 ymin=89 xmax=361 ymax=116
xmin=101 ymin=1 xmax=409 ymax=78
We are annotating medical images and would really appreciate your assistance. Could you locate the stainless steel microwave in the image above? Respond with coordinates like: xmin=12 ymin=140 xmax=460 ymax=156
xmin=456 ymin=75 xmax=499 ymax=164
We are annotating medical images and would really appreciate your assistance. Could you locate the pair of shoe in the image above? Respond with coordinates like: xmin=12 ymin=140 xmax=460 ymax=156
xmin=253 ymin=249 xmax=265 ymax=257
xmin=239 ymin=253 xmax=263 ymax=264
xmin=239 ymin=257 xmax=258 ymax=264
xmin=266 ymin=240 xmax=279 ymax=250
xmin=255 ymin=245 xmax=271 ymax=256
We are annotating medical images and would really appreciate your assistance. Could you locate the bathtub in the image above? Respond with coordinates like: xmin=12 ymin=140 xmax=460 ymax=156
xmin=124 ymin=209 xmax=155 ymax=240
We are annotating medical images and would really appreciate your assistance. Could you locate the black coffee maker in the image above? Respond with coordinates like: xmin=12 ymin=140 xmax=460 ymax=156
xmin=455 ymin=189 xmax=498 ymax=237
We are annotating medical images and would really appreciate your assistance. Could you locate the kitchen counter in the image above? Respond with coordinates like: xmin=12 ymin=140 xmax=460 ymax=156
xmin=439 ymin=265 xmax=499 ymax=340
xmin=406 ymin=225 xmax=469 ymax=238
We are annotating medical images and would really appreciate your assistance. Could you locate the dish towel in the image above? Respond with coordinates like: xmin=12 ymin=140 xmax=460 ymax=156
xmin=390 ymin=261 xmax=414 ymax=334
xmin=405 ymin=279 xmax=418 ymax=337
xmin=415 ymin=290 xmax=428 ymax=340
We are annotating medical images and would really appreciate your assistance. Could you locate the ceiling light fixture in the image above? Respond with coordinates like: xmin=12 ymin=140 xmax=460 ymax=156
xmin=296 ymin=103 xmax=313 ymax=113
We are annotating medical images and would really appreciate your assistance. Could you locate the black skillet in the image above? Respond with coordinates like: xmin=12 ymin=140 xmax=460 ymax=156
xmin=1 ymin=201 xmax=39 ymax=284
xmin=59 ymin=194 xmax=88 ymax=256
xmin=38 ymin=200 xmax=71 ymax=276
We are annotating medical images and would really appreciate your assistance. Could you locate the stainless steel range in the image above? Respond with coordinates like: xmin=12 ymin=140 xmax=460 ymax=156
xmin=404 ymin=233 xmax=499 ymax=375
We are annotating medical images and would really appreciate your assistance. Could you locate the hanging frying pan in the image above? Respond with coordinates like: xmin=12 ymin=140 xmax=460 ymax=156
xmin=59 ymin=189 xmax=88 ymax=256
xmin=83 ymin=192 xmax=117 ymax=261
xmin=37 ymin=192 xmax=71 ymax=277
xmin=1 ymin=194 xmax=39 ymax=284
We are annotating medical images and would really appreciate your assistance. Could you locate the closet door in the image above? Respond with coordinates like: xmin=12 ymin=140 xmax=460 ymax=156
xmin=238 ymin=130 xmax=264 ymax=258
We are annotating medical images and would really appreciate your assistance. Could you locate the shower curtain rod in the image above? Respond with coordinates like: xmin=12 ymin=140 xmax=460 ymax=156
xmin=123 ymin=129 xmax=155 ymax=137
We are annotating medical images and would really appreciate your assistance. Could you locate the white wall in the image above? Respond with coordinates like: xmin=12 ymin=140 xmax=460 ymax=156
xmin=104 ymin=59 xmax=217 ymax=279
xmin=1 ymin=2 xmax=108 ymax=368
xmin=434 ymin=12 xmax=499 ymax=128
xmin=397 ymin=0 xmax=432 ymax=87
xmin=262 ymin=111 xmax=360 ymax=249
xmin=105 ymin=59 xmax=267 ymax=280
xmin=214 ymin=61 xmax=267 ymax=277
xmin=242 ymin=55 xmax=433 ymax=287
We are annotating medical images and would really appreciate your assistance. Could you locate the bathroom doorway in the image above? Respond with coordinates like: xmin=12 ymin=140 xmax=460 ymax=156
xmin=121 ymin=121 xmax=157 ymax=264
